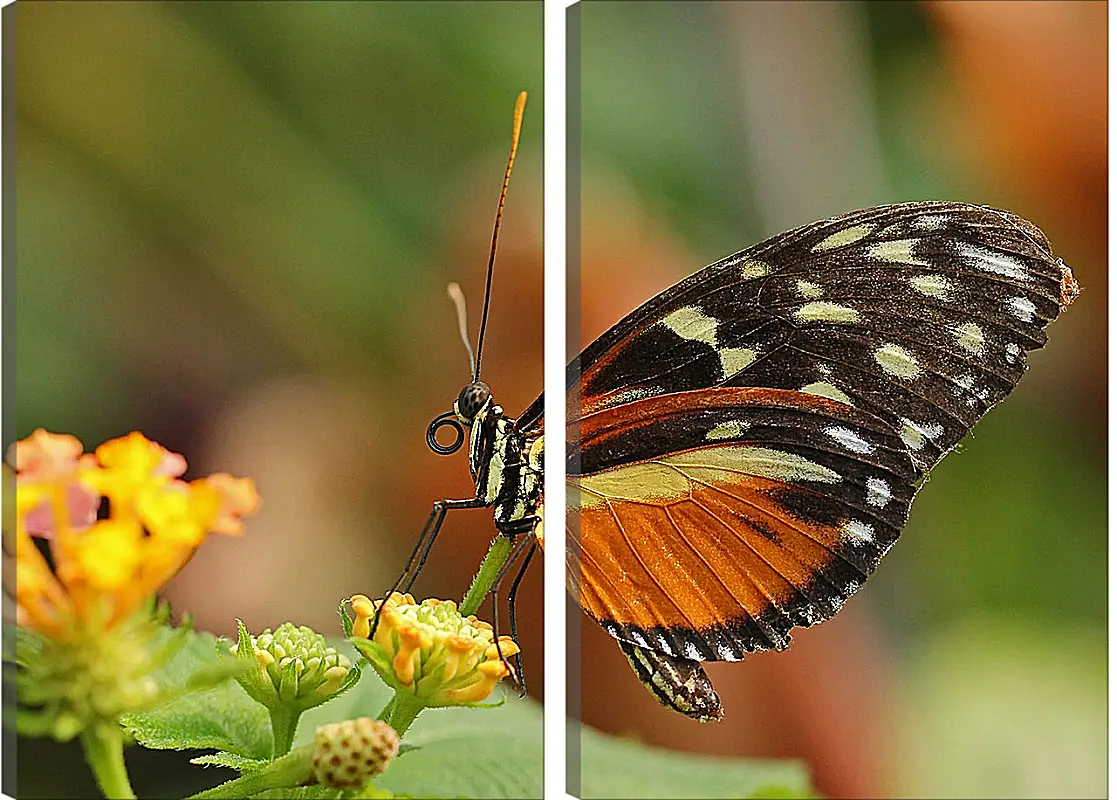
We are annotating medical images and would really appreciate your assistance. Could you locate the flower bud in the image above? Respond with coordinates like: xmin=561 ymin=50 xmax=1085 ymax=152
xmin=232 ymin=621 xmax=355 ymax=710
xmin=311 ymin=717 xmax=399 ymax=789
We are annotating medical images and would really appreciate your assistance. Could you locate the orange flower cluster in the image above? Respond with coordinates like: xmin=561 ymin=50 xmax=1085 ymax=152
xmin=8 ymin=429 xmax=260 ymax=640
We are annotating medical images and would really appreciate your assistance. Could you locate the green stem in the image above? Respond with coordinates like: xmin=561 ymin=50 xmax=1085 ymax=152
xmin=381 ymin=691 xmax=426 ymax=738
xmin=375 ymin=694 xmax=397 ymax=723
xmin=187 ymin=744 xmax=314 ymax=800
xmin=460 ymin=534 xmax=514 ymax=617
xmin=80 ymin=722 xmax=136 ymax=800
xmin=268 ymin=704 xmax=299 ymax=758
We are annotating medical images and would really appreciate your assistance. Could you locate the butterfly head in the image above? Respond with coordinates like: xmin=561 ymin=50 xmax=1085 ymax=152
xmin=454 ymin=381 xmax=492 ymax=425
xmin=425 ymin=381 xmax=497 ymax=457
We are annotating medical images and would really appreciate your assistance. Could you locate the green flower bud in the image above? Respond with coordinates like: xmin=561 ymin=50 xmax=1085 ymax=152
xmin=231 ymin=621 xmax=355 ymax=712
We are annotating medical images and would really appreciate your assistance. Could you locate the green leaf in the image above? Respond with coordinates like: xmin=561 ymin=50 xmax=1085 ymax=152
xmin=577 ymin=726 xmax=814 ymax=799
xmin=122 ymin=627 xmax=272 ymax=759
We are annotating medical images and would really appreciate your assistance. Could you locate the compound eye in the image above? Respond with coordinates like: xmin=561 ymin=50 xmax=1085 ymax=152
xmin=455 ymin=381 xmax=491 ymax=421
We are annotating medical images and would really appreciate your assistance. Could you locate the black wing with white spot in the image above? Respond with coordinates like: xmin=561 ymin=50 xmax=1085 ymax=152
xmin=565 ymin=201 xmax=1077 ymax=475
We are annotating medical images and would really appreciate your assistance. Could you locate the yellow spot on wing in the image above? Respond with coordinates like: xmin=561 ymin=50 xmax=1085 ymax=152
xmin=899 ymin=421 xmax=925 ymax=450
xmin=706 ymin=421 xmax=748 ymax=441
xmin=874 ymin=343 xmax=922 ymax=379
xmin=796 ymin=280 xmax=824 ymax=299
xmin=739 ymin=260 xmax=770 ymax=280
xmin=718 ymin=347 xmax=758 ymax=377
xmin=908 ymin=273 xmax=952 ymax=299
xmin=794 ymin=301 xmax=861 ymax=323
xmin=573 ymin=445 xmax=841 ymax=508
xmin=867 ymin=239 xmax=929 ymax=266
xmin=800 ymin=381 xmax=854 ymax=405
xmin=954 ymin=322 xmax=985 ymax=354
xmin=662 ymin=306 xmax=718 ymax=346
xmin=812 ymin=224 xmax=875 ymax=252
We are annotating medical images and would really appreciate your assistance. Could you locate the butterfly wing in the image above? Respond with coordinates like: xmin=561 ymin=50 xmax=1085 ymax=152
xmin=519 ymin=201 xmax=1076 ymax=719
xmin=570 ymin=201 xmax=1076 ymax=475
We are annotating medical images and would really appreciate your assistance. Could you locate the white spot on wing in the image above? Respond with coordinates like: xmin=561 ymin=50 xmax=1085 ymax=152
xmin=630 ymin=630 xmax=649 ymax=648
xmin=912 ymin=214 xmax=946 ymax=230
xmin=954 ymin=322 xmax=986 ymax=355
xmin=1007 ymin=296 xmax=1037 ymax=322
xmin=1005 ymin=342 xmax=1022 ymax=363
xmin=824 ymin=426 xmax=875 ymax=454
xmin=951 ymin=373 xmax=981 ymax=407
xmin=866 ymin=477 xmax=891 ymax=508
xmin=682 ymin=640 xmax=702 ymax=660
xmin=842 ymin=519 xmax=875 ymax=544
xmin=958 ymin=243 xmax=1033 ymax=282
xmin=716 ymin=642 xmax=737 ymax=660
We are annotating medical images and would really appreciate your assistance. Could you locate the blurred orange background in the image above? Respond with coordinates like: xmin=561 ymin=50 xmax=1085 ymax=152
xmin=575 ymin=2 xmax=1105 ymax=798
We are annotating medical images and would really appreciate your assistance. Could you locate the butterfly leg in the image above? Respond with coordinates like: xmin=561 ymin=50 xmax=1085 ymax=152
xmin=505 ymin=536 xmax=537 ymax=696
xmin=486 ymin=517 xmax=539 ymax=695
xmin=370 ymin=497 xmax=486 ymax=638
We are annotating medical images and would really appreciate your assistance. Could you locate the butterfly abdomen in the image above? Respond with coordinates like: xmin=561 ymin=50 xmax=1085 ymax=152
xmin=617 ymin=638 xmax=723 ymax=722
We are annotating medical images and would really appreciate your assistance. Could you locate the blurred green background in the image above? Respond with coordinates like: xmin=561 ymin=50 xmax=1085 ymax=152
xmin=575 ymin=2 xmax=1105 ymax=799
xmin=15 ymin=2 xmax=542 ymax=796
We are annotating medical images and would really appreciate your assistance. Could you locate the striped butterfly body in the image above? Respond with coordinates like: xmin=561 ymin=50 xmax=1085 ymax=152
xmin=512 ymin=201 xmax=1077 ymax=720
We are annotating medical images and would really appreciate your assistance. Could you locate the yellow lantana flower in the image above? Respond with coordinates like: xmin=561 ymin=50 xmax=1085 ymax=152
xmin=349 ymin=592 xmax=519 ymax=708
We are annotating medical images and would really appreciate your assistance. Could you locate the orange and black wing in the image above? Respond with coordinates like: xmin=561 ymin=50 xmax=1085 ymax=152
xmin=567 ymin=387 xmax=917 ymax=663
xmin=515 ymin=202 xmax=1076 ymax=720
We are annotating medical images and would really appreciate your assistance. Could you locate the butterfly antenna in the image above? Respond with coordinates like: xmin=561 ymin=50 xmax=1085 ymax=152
xmin=446 ymin=282 xmax=477 ymax=379
xmin=474 ymin=90 xmax=527 ymax=380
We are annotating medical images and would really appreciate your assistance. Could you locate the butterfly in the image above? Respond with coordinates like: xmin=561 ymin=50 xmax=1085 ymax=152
xmin=383 ymin=97 xmax=1079 ymax=721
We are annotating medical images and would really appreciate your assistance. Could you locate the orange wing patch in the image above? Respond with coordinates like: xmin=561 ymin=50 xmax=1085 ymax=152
xmin=565 ymin=387 xmax=917 ymax=662
xmin=568 ymin=456 xmax=870 ymax=660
